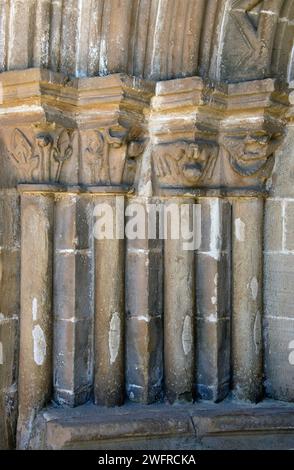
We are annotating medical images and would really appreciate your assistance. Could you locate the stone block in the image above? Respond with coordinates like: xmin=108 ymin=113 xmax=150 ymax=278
xmin=270 ymin=126 xmax=294 ymax=198
xmin=53 ymin=318 xmax=92 ymax=406
xmin=126 ymin=236 xmax=163 ymax=404
xmin=126 ymin=315 xmax=163 ymax=403
xmin=0 ymin=317 xmax=18 ymax=391
xmin=285 ymin=200 xmax=294 ymax=252
xmin=264 ymin=199 xmax=283 ymax=252
xmin=196 ymin=318 xmax=231 ymax=402
xmin=0 ymin=248 xmax=20 ymax=317
xmin=196 ymin=252 xmax=230 ymax=319
xmin=264 ymin=253 xmax=294 ymax=319
xmin=54 ymin=252 xmax=93 ymax=321
xmin=264 ymin=317 xmax=294 ymax=402
xmin=0 ymin=191 xmax=20 ymax=248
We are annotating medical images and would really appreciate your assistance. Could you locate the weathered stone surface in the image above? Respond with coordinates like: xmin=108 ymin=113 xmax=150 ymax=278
xmin=264 ymin=253 xmax=294 ymax=401
xmin=29 ymin=401 xmax=294 ymax=450
xmin=219 ymin=0 xmax=285 ymax=82
xmin=164 ymin=199 xmax=195 ymax=403
xmin=269 ymin=126 xmax=294 ymax=198
xmin=53 ymin=193 xmax=93 ymax=407
xmin=17 ymin=192 xmax=54 ymax=449
xmin=285 ymin=201 xmax=294 ymax=251
xmin=264 ymin=199 xmax=284 ymax=252
xmin=196 ymin=198 xmax=231 ymax=402
xmin=0 ymin=189 xmax=20 ymax=448
xmin=264 ymin=317 xmax=294 ymax=402
xmin=264 ymin=253 xmax=294 ymax=319
xmin=0 ymin=4 xmax=293 ymax=446
xmin=1 ymin=0 xmax=293 ymax=83
xmin=94 ymin=195 xmax=125 ymax=407
xmin=231 ymin=198 xmax=264 ymax=402
xmin=126 ymin=198 xmax=163 ymax=404
xmin=0 ymin=316 xmax=18 ymax=449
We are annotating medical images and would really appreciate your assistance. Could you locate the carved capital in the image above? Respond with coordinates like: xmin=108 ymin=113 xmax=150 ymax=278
xmin=153 ymin=140 xmax=219 ymax=189
xmin=2 ymin=126 xmax=79 ymax=186
xmin=219 ymin=126 xmax=283 ymax=190
xmin=0 ymin=69 xmax=291 ymax=195
xmin=80 ymin=126 xmax=145 ymax=187
xmin=149 ymin=75 xmax=290 ymax=195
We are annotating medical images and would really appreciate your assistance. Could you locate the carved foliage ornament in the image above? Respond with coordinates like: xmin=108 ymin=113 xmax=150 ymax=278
xmin=8 ymin=128 xmax=77 ymax=183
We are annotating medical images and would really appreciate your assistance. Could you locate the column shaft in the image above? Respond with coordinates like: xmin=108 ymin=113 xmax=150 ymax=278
xmin=231 ymin=197 xmax=264 ymax=402
xmin=196 ymin=197 xmax=231 ymax=402
xmin=125 ymin=197 xmax=163 ymax=403
xmin=0 ymin=190 xmax=20 ymax=449
xmin=17 ymin=192 xmax=54 ymax=448
xmin=94 ymin=195 xmax=125 ymax=406
xmin=53 ymin=193 xmax=93 ymax=406
xmin=164 ymin=198 xmax=195 ymax=403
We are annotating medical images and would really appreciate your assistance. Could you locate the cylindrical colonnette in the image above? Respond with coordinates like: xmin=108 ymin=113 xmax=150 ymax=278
xmin=164 ymin=197 xmax=196 ymax=403
xmin=196 ymin=197 xmax=231 ymax=402
xmin=17 ymin=191 xmax=54 ymax=448
xmin=125 ymin=197 xmax=163 ymax=404
xmin=53 ymin=193 xmax=93 ymax=407
xmin=93 ymin=193 xmax=125 ymax=406
xmin=231 ymin=197 xmax=264 ymax=402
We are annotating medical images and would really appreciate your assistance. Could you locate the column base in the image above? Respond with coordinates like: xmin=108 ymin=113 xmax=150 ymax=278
xmin=28 ymin=400 xmax=294 ymax=450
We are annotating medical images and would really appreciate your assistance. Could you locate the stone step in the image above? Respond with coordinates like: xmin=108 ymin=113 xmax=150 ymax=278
xmin=30 ymin=400 xmax=294 ymax=450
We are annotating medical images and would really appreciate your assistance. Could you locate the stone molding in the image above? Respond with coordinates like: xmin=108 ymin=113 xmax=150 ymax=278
xmin=0 ymin=68 xmax=292 ymax=196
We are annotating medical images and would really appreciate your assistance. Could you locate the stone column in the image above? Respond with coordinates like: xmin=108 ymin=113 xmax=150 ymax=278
xmin=125 ymin=197 xmax=163 ymax=404
xmin=0 ymin=190 xmax=20 ymax=449
xmin=231 ymin=197 xmax=264 ymax=402
xmin=164 ymin=198 xmax=196 ymax=403
xmin=93 ymin=192 xmax=125 ymax=406
xmin=53 ymin=192 xmax=93 ymax=406
xmin=196 ymin=197 xmax=231 ymax=402
xmin=17 ymin=188 xmax=54 ymax=448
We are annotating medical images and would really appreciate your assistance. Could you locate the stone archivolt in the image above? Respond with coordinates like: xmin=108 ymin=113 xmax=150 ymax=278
xmin=0 ymin=1 xmax=293 ymax=83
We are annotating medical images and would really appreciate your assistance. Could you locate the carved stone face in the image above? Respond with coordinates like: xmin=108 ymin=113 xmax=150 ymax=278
xmin=224 ymin=130 xmax=281 ymax=177
xmin=242 ymin=132 xmax=271 ymax=161
xmin=153 ymin=140 xmax=218 ymax=187
xmin=182 ymin=143 xmax=207 ymax=182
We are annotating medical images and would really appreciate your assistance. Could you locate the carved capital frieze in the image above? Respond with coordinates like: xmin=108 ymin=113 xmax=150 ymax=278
xmin=0 ymin=69 xmax=152 ymax=190
xmin=0 ymin=69 xmax=291 ymax=195
xmin=150 ymin=76 xmax=290 ymax=196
